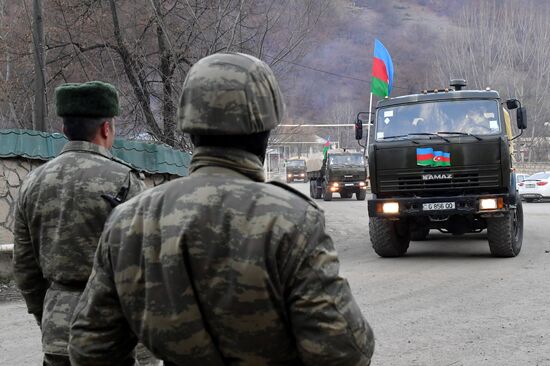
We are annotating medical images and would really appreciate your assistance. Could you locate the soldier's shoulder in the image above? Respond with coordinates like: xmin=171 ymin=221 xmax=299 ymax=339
xmin=266 ymin=180 xmax=319 ymax=210
xmin=109 ymin=155 xmax=136 ymax=170
xmin=109 ymin=156 xmax=145 ymax=179
xmin=22 ymin=157 xmax=55 ymax=183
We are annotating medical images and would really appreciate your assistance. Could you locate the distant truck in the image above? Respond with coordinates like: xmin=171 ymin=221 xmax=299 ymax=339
xmin=357 ymin=79 xmax=527 ymax=258
xmin=285 ymin=158 xmax=307 ymax=183
xmin=307 ymin=150 xmax=368 ymax=201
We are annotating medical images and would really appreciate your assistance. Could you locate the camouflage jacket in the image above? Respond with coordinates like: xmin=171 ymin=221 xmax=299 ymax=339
xmin=13 ymin=140 xmax=146 ymax=355
xmin=69 ymin=146 xmax=374 ymax=366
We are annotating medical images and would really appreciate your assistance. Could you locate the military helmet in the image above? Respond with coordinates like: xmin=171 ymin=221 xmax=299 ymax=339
xmin=177 ymin=52 xmax=285 ymax=135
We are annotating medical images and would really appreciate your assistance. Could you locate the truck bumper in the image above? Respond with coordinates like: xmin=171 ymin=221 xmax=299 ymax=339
xmin=368 ymin=194 xmax=511 ymax=218
xmin=328 ymin=181 xmax=368 ymax=193
xmin=287 ymin=173 xmax=306 ymax=181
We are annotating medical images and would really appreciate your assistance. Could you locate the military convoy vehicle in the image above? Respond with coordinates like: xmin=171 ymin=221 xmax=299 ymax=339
xmin=356 ymin=80 xmax=527 ymax=257
xmin=285 ymin=158 xmax=307 ymax=183
xmin=307 ymin=150 xmax=368 ymax=201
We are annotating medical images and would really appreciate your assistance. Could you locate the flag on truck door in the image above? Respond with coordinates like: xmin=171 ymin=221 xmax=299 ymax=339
xmin=371 ymin=39 xmax=394 ymax=97
xmin=417 ymin=148 xmax=451 ymax=167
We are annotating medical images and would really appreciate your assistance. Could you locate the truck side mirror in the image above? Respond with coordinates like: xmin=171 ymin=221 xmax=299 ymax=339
xmin=355 ymin=118 xmax=363 ymax=140
xmin=506 ymin=99 xmax=520 ymax=110
xmin=517 ymin=107 xmax=527 ymax=130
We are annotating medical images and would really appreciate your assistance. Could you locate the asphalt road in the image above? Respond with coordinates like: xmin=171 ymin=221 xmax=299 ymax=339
xmin=2 ymin=182 xmax=550 ymax=365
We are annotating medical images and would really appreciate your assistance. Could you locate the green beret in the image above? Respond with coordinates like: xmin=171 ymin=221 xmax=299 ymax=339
xmin=55 ymin=81 xmax=120 ymax=118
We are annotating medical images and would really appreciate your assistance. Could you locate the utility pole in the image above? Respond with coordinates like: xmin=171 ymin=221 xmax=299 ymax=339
xmin=32 ymin=0 xmax=46 ymax=131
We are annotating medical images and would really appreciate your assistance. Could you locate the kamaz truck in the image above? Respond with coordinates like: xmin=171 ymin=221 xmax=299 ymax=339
xmin=358 ymin=80 xmax=527 ymax=257
xmin=285 ymin=158 xmax=307 ymax=183
xmin=307 ymin=150 xmax=368 ymax=201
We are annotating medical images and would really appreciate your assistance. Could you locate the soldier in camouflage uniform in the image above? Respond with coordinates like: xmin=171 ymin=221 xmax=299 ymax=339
xmin=69 ymin=53 xmax=375 ymax=365
xmin=13 ymin=81 xmax=146 ymax=366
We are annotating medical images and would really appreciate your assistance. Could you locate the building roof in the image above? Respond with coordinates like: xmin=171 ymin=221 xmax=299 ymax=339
xmin=271 ymin=126 xmax=328 ymax=144
xmin=0 ymin=129 xmax=190 ymax=176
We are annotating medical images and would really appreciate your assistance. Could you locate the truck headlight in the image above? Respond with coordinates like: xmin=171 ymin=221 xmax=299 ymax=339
xmin=332 ymin=182 xmax=339 ymax=187
xmin=288 ymin=174 xmax=292 ymax=178
xmin=359 ymin=181 xmax=366 ymax=187
xmin=300 ymin=173 xmax=305 ymax=177
xmin=479 ymin=198 xmax=497 ymax=210
xmin=382 ymin=202 xmax=399 ymax=214
xmin=479 ymin=198 xmax=503 ymax=210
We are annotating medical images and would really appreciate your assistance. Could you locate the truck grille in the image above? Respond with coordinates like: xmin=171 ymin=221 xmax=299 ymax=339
xmin=378 ymin=165 xmax=501 ymax=193
xmin=342 ymin=174 xmax=363 ymax=182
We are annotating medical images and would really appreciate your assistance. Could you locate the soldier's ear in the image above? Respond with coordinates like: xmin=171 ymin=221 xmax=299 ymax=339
xmin=99 ymin=120 xmax=111 ymax=139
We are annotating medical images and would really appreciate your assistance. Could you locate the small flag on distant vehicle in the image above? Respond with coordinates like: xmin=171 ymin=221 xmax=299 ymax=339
xmin=323 ymin=137 xmax=330 ymax=158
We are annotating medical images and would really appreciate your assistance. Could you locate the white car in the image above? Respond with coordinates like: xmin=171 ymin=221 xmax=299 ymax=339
xmin=515 ymin=173 xmax=529 ymax=190
xmin=518 ymin=171 xmax=550 ymax=202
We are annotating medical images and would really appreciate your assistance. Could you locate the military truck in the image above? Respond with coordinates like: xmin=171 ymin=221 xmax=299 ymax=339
xmin=357 ymin=80 xmax=527 ymax=257
xmin=307 ymin=150 xmax=368 ymax=201
xmin=285 ymin=158 xmax=307 ymax=183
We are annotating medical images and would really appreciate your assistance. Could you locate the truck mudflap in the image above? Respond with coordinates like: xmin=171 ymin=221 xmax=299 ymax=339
xmin=368 ymin=193 xmax=511 ymax=218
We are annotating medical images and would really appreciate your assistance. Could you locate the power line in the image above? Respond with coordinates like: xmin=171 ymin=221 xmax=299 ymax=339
xmin=263 ymin=54 xmax=410 ymax=92
xmin=278 ymin=124 xmax=369 ymax=127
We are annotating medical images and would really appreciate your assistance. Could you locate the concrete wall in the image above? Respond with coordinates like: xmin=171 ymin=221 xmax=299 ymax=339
xmin=0 ymin=158 xmax=42 ymax=245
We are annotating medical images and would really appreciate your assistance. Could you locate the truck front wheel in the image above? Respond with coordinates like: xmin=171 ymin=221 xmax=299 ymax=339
xmin=310 ymin=180 xmax=322 ymax=199
xmin=356 ymin=190 xmax=367 ymax=201
xmin=486 ymin=200 xmax=523 ymax=257
xmin=322 ymin=183 xmax=333 ymax=201
xmin=309 ymin=180 xmax=315 ymax=198
xmin=369 ymin=218 xmax=410 ymax=257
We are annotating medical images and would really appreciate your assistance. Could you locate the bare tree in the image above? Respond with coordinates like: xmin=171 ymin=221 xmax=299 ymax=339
xmin=31 ymin=0 xmax=46 ymax=131
xmin=38 ymin=0 xmax=331 ymax=150
xmin=328 ymin=101 xmax=357 ymax=150
xmin=0 ymin=1 xmax=35 ymax=130
xmin=433 ymin=0 xmax=550 ymax=161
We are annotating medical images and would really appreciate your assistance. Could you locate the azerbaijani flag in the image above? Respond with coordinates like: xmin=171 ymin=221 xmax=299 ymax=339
xmin=416 ymin=147 xmax=434 ymax=166
xmin=433 ymin=151 xmax=451 ymax=167
xmin=323 ymin=137 xmax=330 ymax=158
xmin=371 ymin=39 xmax=394 ymax=98
xmin=416 ymin=148 xmax=451 ymax=167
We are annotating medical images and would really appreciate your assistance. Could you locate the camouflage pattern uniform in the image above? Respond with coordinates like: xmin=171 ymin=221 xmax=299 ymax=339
xmin=13 ymin=141 xmax=145 ymax=363
xmin=69 ymin=53 xmax=375 ymax=365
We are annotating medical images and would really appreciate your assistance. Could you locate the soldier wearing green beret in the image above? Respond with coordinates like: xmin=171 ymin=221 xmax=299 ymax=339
xmin=13 ymin=81 xmax=147 ymax=365
xmin=69 ymin=54 xmax=375 ymax=365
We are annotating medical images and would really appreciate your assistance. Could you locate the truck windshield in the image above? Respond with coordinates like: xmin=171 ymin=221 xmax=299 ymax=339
xmin=330 ymin=154 xmax=364 ymax=166
xmin=376 ymin=99 xmax=501 ymax=140
xmin=287 ymin=160 xmax=306 ymax=167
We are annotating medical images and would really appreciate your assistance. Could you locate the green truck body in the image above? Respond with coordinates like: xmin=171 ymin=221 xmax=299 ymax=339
xmin=364 ymin=81 xmax=527 ymax=257
xmin=307 ymin=150 xmax=368 ymax=201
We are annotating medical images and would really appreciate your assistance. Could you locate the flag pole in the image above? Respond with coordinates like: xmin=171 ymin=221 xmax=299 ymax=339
xmin=366 ymin=92 xmax=374 ymax=157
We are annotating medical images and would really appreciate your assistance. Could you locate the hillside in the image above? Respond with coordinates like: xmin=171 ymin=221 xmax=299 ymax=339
xmin=284 ymin=0 xmax=472 ymax=122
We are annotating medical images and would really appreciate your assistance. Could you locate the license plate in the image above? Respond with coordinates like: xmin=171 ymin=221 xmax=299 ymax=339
xmin=345 ymin=183 xmax=354 ymax=186
xmin=526 ymin=184 xmax=535 ymax=188
xmin=422 ymin=202 xmax=455 ymax=211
